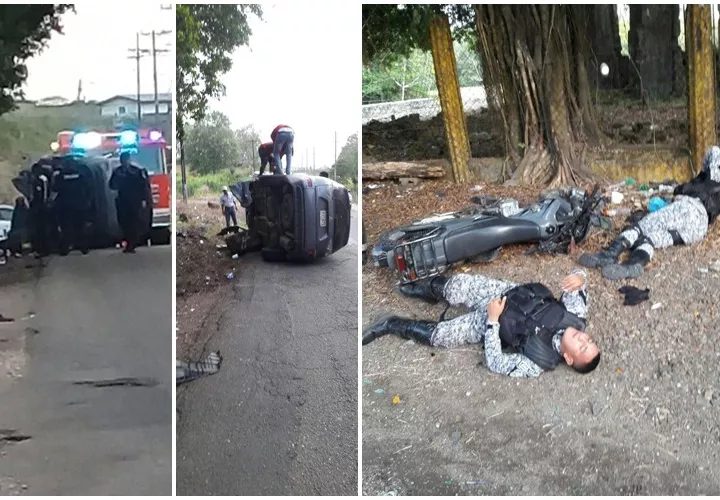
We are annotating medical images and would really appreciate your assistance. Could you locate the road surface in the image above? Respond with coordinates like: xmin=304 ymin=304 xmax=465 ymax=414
xmin=0 ymin=247 xmax=172 ymax=495
xmin=176 ymin=207 xmax=358 ymax=495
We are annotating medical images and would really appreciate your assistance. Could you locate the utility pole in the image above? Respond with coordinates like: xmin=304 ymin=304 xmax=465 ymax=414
xmin=141 ymin=30 xmax=171 ymax=124
xmin=127 ymin=34 xmax=150 ymax=122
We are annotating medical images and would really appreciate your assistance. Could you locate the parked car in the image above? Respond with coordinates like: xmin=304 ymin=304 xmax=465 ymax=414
xmin=0 ymin=204 xmax=13 ymax=242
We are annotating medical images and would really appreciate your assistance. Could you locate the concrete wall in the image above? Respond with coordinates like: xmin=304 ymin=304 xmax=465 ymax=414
xmin=362 ymin=86 xmax=488 ymax=125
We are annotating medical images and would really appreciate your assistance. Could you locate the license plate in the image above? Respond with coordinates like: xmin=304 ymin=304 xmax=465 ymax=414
xmin=320 ymin=210 xmax=327 ymax=228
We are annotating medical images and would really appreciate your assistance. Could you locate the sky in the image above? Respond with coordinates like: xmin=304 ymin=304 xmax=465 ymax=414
xmin=209 ymin=2 xmax=360 ymax=170
xmin=22 ymin=2 xmax=174 ymax=102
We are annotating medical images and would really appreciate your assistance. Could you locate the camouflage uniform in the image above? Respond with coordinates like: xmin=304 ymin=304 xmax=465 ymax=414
xmin=618 ymin=145 xmax=720 ymax=261
xmin=430 ymin=270 xmax=589 ymax=378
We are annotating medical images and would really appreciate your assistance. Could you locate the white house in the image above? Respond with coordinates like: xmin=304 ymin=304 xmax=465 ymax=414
xmin=98 ymin=93 xmax=172 ymax=118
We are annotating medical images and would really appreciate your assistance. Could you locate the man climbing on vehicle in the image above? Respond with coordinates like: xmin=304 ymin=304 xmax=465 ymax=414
xmin=110 ymin=152 xmax=152 ymax=253
xmin=270 ymin=124 xmax=294 ymax=175
xmin=257 ymin=142 xmax=278 ymax=175
xmin=362 ymin=270 xmax=600 ymax=378
xmin=580 ymin=146 xmax=720 ymax=280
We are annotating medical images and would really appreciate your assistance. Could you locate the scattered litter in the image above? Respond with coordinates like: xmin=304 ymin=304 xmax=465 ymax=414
xmin=444 ymin=480 xmax=452 ymax=485
xmin=226 ymin=272 xmax=234 ymax=280
xmin=648 ymin=197 xmax=667 ymax=212
xmin=465 ymin=480 xmax=487 ymax=486
xmin=624 ymin=178 xmax=636 ymax=185
xmin=374 ymin=388 xmax=385 ymax=394
xmin=393 ymin=444 xmax=412 ymax=454
xmin=199 ymin=239 xmax=204 ymax=245
xmin=392 ymin=395 xmax=401 ymax=404
xmin=651 ymin=302 xmax=662 ymax=310
xmin=176 ymin=351 xmax=223 ymax=385
xmin=638 ymin=184 xmax=649 ymax=191
xmin=216 ymin=243 xmax=227 ymax=250
xmin=709 ymin=260 xmax=720 ymax=273
xmin=231 ymin=254 xmax=239 ymax=259
xmin=699 ymin=267 xmax=709 ymax=273
xmin=610 ymin=191 xmax=624 ymax=204
xmin=470 ymin=185 xmax=483 ymax=192
xmin=362 ymin=378 xmax=373 ymax=385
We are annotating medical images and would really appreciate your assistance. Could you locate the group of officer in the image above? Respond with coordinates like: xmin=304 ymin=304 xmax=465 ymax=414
xmin=18 ymin=151 xmax=151 ymax=257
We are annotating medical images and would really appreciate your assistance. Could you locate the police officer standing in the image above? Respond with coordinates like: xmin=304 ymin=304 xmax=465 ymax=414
xmin=109 ymin=151 xmax=152 ymax=254
xmin=29 ymin=160 xmax=54 ymax=258
xmin=54 ymin=158 xmax=93 ymax=255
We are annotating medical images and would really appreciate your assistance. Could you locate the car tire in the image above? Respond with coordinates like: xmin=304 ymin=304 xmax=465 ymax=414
xmin=261 ymin=246 xmax=286 ymax=262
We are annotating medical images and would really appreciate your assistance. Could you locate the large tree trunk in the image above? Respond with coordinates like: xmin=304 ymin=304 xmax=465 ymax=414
xmin=628 ymin=5 xmax=682 ymax=101
xmin=475 ymin=4 xmax=604 ymax=187
xmin=428 ymin=13 xmax=471 ymax=184
xmin=686 ymin=5 xmax=716 ymax=174
xmin=587 ymin=4 xmax=623 ymax=90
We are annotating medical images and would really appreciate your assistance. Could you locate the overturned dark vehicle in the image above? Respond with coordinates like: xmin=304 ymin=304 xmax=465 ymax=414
xmin=226 ymin=174 xmax=352 ymax=262
xmin=371 ymin=186 xmax=604 ymax=284
xmin=12 ymin=155 xmax=150 ymax=252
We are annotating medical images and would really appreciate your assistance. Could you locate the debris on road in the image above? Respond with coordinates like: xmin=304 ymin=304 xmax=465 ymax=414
xmin=0 ymin=315 xmax=14 ymax=323
xmin=176 ymin=351 xmax=223 ymax=385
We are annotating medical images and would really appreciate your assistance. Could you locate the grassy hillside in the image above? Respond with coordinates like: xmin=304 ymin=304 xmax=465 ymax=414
xmin=0 ymin=102 xmax=171 ymax=203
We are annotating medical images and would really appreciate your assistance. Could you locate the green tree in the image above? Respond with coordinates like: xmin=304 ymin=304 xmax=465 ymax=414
xmin=0 ymin=5 xmax=73 ymax=116
xmin=234 ymin=124 xmax=262 ymax=172
xmin=176 ymin=4 xmax=262 ymax=198
xmin=331 ymin=134 xmax=358 ymax=182
xmin=184 ymin=111 xmax=241 ymax=175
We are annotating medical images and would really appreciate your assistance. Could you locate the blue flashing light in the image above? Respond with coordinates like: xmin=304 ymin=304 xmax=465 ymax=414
xmin=149 ymin=130 xmax=163 ymax=141
xmin=71 ymin=132 xmax=102 ymax=150
xmin=119 ymin=130 xmax=138 ymax=146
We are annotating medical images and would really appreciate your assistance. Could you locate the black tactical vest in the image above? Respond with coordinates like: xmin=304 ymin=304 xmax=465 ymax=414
xmin=498 ymin=283 xmax=586 ymax=371
xmin=674 ymin=171 xmax=720 ymax=223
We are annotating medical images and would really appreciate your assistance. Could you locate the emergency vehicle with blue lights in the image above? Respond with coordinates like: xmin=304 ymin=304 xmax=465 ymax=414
xmin=51 ymin=128 xmax=171 ymax=244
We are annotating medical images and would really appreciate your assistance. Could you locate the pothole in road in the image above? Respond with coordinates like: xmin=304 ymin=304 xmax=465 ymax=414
xmin=0 ymin=430 xmax=32 ymax=443
xmin=72 ymin=377 xmax=159 ymax=388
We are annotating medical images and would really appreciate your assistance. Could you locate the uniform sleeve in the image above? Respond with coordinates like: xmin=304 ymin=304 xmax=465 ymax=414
xmin=483 ymin=322 xmax=543 ymax=378
xmin=109 ymin=169 xmax=120 ymax=191
xmin=559 ymin=269 xmax=589 ymax=319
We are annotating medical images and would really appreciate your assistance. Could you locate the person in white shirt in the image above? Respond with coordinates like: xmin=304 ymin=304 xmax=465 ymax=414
xmin=219 ymin=186 xmax=237 ymax=228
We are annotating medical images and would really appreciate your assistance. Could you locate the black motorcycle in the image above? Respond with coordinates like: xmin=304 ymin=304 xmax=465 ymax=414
xmin=371 ymin=185 xmax=604 ymax=284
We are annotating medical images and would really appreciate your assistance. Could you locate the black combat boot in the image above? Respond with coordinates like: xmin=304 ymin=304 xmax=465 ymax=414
xmin=601 ymin=247 xmax=652 ymax=281
xmin=578 ymin=237 xmax=630 ymax=269
xmin=397 ymin=276 xmax=448 ymax=303
xmin=362 ymin=316 xmax=437 ymax=346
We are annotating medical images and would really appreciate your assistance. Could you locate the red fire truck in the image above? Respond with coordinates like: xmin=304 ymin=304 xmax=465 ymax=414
xmin=52 ymin=128 xmax=171 ymax=245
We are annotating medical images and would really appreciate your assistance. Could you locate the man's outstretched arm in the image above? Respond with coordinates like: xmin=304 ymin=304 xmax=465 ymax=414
xmin=559 ymin=269 xmax=589 ymax=319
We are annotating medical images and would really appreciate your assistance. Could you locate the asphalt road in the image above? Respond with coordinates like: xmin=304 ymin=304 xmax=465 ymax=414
xmin=0 ymin=247 xmax=172 ymax=495
xmin=176 ymin=207 xmax=359 ymax=495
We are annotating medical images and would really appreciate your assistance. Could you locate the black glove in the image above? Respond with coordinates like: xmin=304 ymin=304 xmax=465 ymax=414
xmin=618 ymin=285 xmax=650 ymax=306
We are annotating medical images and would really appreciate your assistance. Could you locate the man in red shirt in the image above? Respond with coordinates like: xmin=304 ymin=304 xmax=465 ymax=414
xmin=258 ymin=142 xmax=277 ymax=175
xmin=270 ymin=124 xmax=295 ymax=175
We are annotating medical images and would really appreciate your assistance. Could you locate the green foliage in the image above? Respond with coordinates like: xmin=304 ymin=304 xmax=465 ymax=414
xmin=176 ymin=168 xmax=249 ymax=199
xmin=176 ymin=4 xmax=262 ymax=141
xmin=185 ymin=111 xmax=242 ymax=175
xmin=362 ymin=4 xmax=475 ymax=64
xmin=0 ymin=5 xmax=74 ymax=116
xmin=330 ymin=134 xmax=358 ymax=182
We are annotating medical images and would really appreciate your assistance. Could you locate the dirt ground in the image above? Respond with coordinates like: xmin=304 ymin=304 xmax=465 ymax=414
xmin=175 ymin=201 xmax=242 ymax=361
xmin=362 ymin=180 xmax=720 ymax=495
xmin=362 ymin=102 xmax=693 ymax=162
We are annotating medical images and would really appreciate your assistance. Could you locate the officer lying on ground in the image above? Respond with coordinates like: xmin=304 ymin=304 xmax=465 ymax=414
xmin=362 ymin=270 xmax=600 ymax=378
xmin=580 ymin=145 xmax=720 ymax=280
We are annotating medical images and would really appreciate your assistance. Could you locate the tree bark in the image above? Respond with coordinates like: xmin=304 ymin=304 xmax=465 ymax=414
xmin=428 ymin=13 xmax=471 ymax=184
xmin=474 ymin=4 xmax=603 ymax=187
xmin=362 ymin=161 xmax=446 ymax=180
xmin=686 ymin=5 xmax=716 ymax=174
xmin=587 ymin=4 xmax=623 ymax=90
xmin=628 ymin=5 xmax=681 ymax=101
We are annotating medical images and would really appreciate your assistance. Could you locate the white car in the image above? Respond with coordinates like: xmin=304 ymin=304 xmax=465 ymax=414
xmin=0 ymin=204 xmax=13 ymax=242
